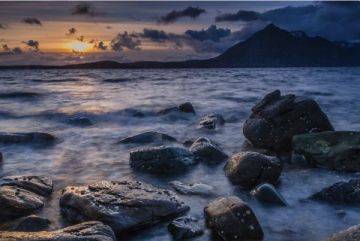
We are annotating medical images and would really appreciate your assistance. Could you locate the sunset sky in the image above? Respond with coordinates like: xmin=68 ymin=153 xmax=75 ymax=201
xmin=0 ymin=1 xmax=359 ymax=65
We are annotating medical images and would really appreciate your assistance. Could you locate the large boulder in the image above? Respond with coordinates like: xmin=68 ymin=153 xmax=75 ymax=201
xmin=118 ymin=131 xmax=177 ymax=144
xmin=293 ymin=131 xmax=360 ymax=172
xmin=243 ymin=90 xmax=333 ymax=152
xmin=311 ymin=179 xmax=360 ymax=204
xmin=0 ymin=132 xmax=56 ymax=145
xmin=224 ymin=152 xmax=282 ymax=189
xmin=325 ymin=224 xmax=360 ymax=241
xmin=0 ymin=186 xmax=44 ymax=219
xmin=60 ymin=181 xmax=190 ymax=233
xmin=169 ymin=181 xmax=214 ymax=196
xmin=0 ymin=176 xmax=53 ymax=197
xmin=251 ymin=183 xmax=287 ymax=206
xmin=158 ymin=102 xmax=195 ymax=115
xmin=0 ymin=215 xmax=50 ymax=232
xmin=198 ymin=113 xmax=225 ymax=129
xmin=130 ymin=146 xmax=195 ymax=174
xmin=189 ymin=137 xmax=228 ymax=163
xmin=0 ymin=221 xmax=116 ymax=241
xmin=204 ymin=196 xmax=263 ymax=241
xmin=168 ymin=216 xmax=203 ymax=240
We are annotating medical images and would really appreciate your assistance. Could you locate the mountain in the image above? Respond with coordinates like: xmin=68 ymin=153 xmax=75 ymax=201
xmin=1 ymin=24 xmax=360 ymax=69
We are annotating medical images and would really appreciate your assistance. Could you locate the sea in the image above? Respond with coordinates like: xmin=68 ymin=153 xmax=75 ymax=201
xmin=0 ymin=67 xmax=359 ymax=241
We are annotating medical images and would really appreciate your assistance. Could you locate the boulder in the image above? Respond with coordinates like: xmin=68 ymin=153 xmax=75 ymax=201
xmin=67 ymin=117 xmax=93 ymax=126
xmin=243 ymin=90 xmax=333 ymax=152
xmin=225 ymin=152 xmax=282 ymax=189
xmin=0 ymin=221 xmax=116 ymax=241
xmin=0 ymin=176 xmax=53 ymax=197
xmin=189 ymin=137 xmax=228 ymax=163
xmin=204 ymin=196 xmax=263 ymax=241
xmin=0 ymin=186 xmax=44 ymax=219
xmin=311 ymin=179 xmax=360 ymax=203
xmin=60 ymin=181 xmax=190 ymax=233
xmin=157 ymin=102 xmax=195 ymax=115
xmin=198 ymin=113 xmax=225 ymax=129
xmin=293 ymin=131 xmax=360 ymax=172
xmin=0 ymin=132 xmax=55 ymax=145
xmin=169 ymin=181 xmax=214 ymax=196
xmin=168 ymin=216 xmax=203 ymax=240
xmin=130 ymin=146 xmax=195 ymax=174
xmin=251 ymin=183 xmax=287 ymax=206
xmin=118 ymin=131 xmax=177 ymax=144
xmin=325 ymin=224 xmax=360 ymax=241
xmin=0 ymin=215 xmax=50 ymax=231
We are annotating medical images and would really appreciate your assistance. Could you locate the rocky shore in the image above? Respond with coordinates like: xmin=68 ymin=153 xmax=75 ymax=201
xmin=0 ymin=90 xmax=359 ymax=241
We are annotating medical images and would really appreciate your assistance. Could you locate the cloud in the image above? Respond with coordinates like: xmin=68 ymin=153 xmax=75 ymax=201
xmin=22 ymin=18 xmax=42 ymax=26
xmin=111 ymin=32 xmax=141 ymax=51
xmin=185 ymin=25 xmax=231 ymax=42
xmin=1 ymin=44 xmax=23 ymax=55
xmin=72 ymin=2 xmax=103 ymax=16
xmin=215 ymin=10 xmax=261 ymax=22
xmin=94 ymin=41 xmax=107 ymax=50
xmin=140 ymin=29 xmax=170 ymax=42
xmin=22 ymin=40 xmax=39 ymax=51
xmin=77 ymin=36 xmax=85 ymax=42
xmin=159 ymin=6 xmax=206 ymax=24
xmin=0 ymin=24 xmax=8 ymax=29
xmin=67 ymin=27 xmax=77 ymax=35
xmin=2 ymin=44 xmax=10 ymax=51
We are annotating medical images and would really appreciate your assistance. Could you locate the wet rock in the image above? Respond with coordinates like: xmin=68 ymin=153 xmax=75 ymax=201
xmin=224 ymin=151 xmax=282 ymax=189
xmin=311 ymin=179 xmax=360 ymax=203
xmin=0 ymin=92 xmax=41 ymax=99
xmin=67 ymin=117 xmax=93 ymax=126
xmin=169 ymin=181 xmax=214 ymax=196
xmin=130 ymin=146 xmax=196 ymax=174
xmin=157 ymin=102 xmax=195 ymax=115
xmin=189 ymin=137 xmax=228 ymax=163
xmin=0 ymin=215 xmax=50 ymax=231
xmin=293 ymin=131 xmax=360 ymax=172
xmin=118 ymin=131 xmax=177 ymax=144
xmin=0 ymin=132 xmax=56 ymax=145
xmin=0 ymin=186 xmax=44 ymax=219
xmin=198 ymin=113 xmax=225 ymax=129
xmin=204 ymin=196 xmax=263 ymax=241
xmin=325 ymin=224 xmax=360 ymax=241
xmin=168 ymin=216 xmax=203 ymax=240
xmin=0 ymin=221 xmax=116 ymax=241
xmin=243 ymin=90 xmax=333 ymax=152
xmin=0 ymin=152 xmax=2 ymax=162
xmin=60 ymin=181 xmax=190 ymax=233
xmin=1 ymin=176 xmax=53 ymax=197
xmin=251 ymin=183 xmax=287 ymax=206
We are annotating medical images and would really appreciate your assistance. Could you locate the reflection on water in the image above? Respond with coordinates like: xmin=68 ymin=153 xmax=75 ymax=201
xmin=0 ymin=68 xmax=360 ymax=241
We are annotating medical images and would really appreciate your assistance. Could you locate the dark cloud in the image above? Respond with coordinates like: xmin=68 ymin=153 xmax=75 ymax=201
xmin=72 ymin=2 xmax=103 ymax=16
xmin=185 ymin=25 xmax=231 ymax=42
xmin=2 ymin=44 xmax=10 ymax=51
xmin=77 ymin=36 xmax=85 ymax=42
xmin=111 ymin=32 xmax=141 ymax=51
xmin=215 ymin=10 xmax=261 ymax=22
xmin=140 ymin=29 xmax=170 ymax=42
xmin=23 ymin=40 xmax=39 ymax=51
xmin=106 ymin=26 xmax=112 ymax=29
xmin=94 ymin=41 xmax=107 ymax=50
xmin=68 ymin=27 xmax=77 ymax=35
xmin=22 ymin=18 xmax=42 ymax=26
xmin=0 ymin=24 xmax=8 ymax=29
xmin=1 ymin=44 xmax=23 ymax=55
xmin=159 ymin=6 xmax=206 ymax=24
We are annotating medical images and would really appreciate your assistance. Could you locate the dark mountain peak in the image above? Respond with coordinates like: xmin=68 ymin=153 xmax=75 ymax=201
xmin=291 ymin=31 xmax=309 ymax=39
xmin=248 ymin=24 xmax=292 ymax=42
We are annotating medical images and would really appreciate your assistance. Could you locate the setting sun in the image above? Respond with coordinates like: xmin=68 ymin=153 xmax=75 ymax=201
xmin=69 ymin=41 xmax=92 ymax=52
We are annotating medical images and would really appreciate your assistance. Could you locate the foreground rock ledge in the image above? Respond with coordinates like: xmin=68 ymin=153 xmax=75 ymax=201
xmin=0 ymin=221 xmax=116 ymax=241
xmin=204 ymin=196 xmax=263 ymax=241
xmin=60 ymin=180 xmax=190 ymax=233
xmin=1 ymin=175 xmax=53 ymax=197
xmin=0 ymin=132 xmax=56 ymax=144
xmin=325 ymin=224 xmax=360 ymax=241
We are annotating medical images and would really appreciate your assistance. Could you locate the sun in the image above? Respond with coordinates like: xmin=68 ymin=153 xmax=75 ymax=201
xmin=69 ymin=41 xmax=91 ymax=52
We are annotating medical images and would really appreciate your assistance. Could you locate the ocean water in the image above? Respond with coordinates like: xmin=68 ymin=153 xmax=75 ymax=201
xmin=0 ymin=67 xmax=359 ymax=241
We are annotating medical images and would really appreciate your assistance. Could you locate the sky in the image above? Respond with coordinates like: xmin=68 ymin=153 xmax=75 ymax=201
xmin=0 ymin=1 xmax=359 ymax=65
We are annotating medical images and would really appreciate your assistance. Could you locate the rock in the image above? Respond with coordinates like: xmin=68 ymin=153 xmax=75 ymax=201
xmin=168 ymin=216 xmax=203 ymax=240
xmin=0 ymin=176 xmax=53 ymax=197
xmin=60 ymin=181 xmax=190 ymax=233
xmin=0 ymin=221 xmax=116 ymax=241
xmin=204 ymin=196 xmax=263 ymax=241
xmin=325 ymin=224 xmax=360 ymax=241
xmin=67 ymin=117 xmax=93 ymax=126
xmin=243 ymin=90 xmax=333 ymax=152
xmin=224 ymin=151 xmax=282 ymax=189
xmin=251 ymin=183 xmax=287 ymax=206
xmin=293 ymin=131 xmax=360 ymax=172
xmin=169 ymin=181 xmax=214 ymax=196
xmin=189 ymin=137 xmax=228 ymax=163
xmin=0 ymin=132 xmax=56 ymax=145
xmin=118 ymin=131 xmax=177 ymax=144
xmin=198 ymin=113 xmax=225 ymax=129
xmin=311 ymin=179 xmax=360 ymax=203
xmin=130 ymin=146 xmax=196 ymax=174
xmin=0 ymin=215 xmax=50 ymax=231
xmin=0 ymin=186 xmax=44 ymax=219
xmin=157 ymin=102 xmax=195 ymax=115
xmin=0 ymin=152 xmax=2 ymax=162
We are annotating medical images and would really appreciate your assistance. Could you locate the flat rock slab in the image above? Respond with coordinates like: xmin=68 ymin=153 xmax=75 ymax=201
xmin=0 ymin=186 xmax=44 ymax=219
xmin=0 ymin=221 xmax=116 ymax=241
xmin=0 ymin=132 xmax=55 ymax=145
xmin=325 ymin=224 xmax=360 ymax=241
xmin=1 ymin=176 xmax=53 ymax=197
xmin=118 ymin=131 xmax=177 ymax=144
xmin=0 ymin=215 xmax=50 ymax=232
xmin=60 ymin=181 xmax=190 ymax=233
xmin=293 ymin=131 xmax=360 ymax=172
xmin=311 ymin=179 xmax=360 ymax=203
xmin=169 ymin=181 xmax=214 ymax=196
